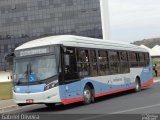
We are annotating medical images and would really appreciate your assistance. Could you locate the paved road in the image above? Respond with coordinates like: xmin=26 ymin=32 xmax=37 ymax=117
xmin=4 ymin=82 xmax=160 ymax=120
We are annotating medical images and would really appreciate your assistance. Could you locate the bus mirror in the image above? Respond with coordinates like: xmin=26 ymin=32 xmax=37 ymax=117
xmin=64 ymin=54 xmax=70 ymax=66
xmin=4 ymin=52 xmax=15 ymax=65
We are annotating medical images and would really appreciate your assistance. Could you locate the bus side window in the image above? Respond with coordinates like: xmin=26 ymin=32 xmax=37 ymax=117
xmin=77 ymin=49 xmax=91 ymax=77
xmin=98 ymin=50 xmax=109 ymax=75
xmin=129 ymin=52 xmax=138 ymax=67
xmin=64 ymin=47 xmax=79 ymax=82
xmin=109 ymin=51 xmax=120 ymax=74
xmin=145 ymin=53 xmax=150 ymax=66
xmin=120 ymin=51 xmax=129 ymax=73
xmin=139 ymin=52 xmax=145 ymax=67
xmin=90 ymin=50 xmax=98 ymax=76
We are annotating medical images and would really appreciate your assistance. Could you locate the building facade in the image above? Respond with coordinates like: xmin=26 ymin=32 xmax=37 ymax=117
xmin=0 ymin=0 xmax=108 ymax=70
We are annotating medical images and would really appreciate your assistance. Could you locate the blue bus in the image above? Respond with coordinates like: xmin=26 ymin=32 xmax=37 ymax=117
xmin=10 ymin=35 xmax=153 ymax=107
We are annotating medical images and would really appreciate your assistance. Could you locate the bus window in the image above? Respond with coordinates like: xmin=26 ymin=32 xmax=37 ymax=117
xmin=91 ymin=63 xmax=98 ymax=76
xmin=77 ymin=49 xmax=91 ymax=77
xmin=109 ymin=51 xmax=120 ymax=74
xmin=129 ymin=52 xmax=138 ymax=67
xmin=64 ymin=47 xmax=79 ymax=82
xmin=120 ymin=51 xmax=129 ymax=73
xmin=139 ymin=53 xmax=145 ymax=67
xmin=145 ymin=53 xmax=150 ymax=66
xmin=90 ymin=50 xmax=98 ymax=76
xmin=90 ymin=50 xmax=97 ymax=62
xmin=98 ymin=50 xmax=109 ymax=75
xmin=77 ymin=49 xmax=89 ymax=62
xmin=77 ymin=63 xmax=91 ymax=77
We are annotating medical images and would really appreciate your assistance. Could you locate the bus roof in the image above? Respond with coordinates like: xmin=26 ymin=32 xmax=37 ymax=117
xmin=15 ymin=35 xmax=148 ymax=52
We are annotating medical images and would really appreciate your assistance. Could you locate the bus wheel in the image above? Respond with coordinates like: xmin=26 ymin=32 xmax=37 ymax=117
xmin=45 ymin=103 xmax=55 ymax=109
xmin=135 ymin=78 xmax=141 ymax=92
xmin=83 ymin=86 xmax=92 ymax=104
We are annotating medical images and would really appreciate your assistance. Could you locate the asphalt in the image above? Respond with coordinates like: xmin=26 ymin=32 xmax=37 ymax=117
xmin=0 ymin=77 xmax=160 ymax=120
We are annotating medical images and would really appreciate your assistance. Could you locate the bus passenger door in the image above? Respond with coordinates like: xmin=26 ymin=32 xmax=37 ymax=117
xmin=63 ymin=47 xmax=82 ymax=102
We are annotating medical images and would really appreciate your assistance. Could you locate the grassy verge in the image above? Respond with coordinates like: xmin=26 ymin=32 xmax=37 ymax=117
xmin=0 ymin=82 xmax=12 ymax=100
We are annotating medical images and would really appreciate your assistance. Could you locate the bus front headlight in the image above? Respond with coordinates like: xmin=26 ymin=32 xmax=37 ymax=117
xmin=44 ymin=81 xmax=58 ymax=91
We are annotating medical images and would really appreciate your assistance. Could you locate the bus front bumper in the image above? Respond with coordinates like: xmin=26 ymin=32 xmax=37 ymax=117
xmin=13 ymin=86 xmax=62 ymax=104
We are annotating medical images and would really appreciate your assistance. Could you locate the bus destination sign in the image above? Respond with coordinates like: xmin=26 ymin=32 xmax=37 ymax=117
xmin=16 ymin=48 xmax=50 ymax=57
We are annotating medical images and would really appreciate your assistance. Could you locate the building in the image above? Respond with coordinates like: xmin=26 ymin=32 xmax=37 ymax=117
xmin=0 ymin=0 xmax=110 ymax=70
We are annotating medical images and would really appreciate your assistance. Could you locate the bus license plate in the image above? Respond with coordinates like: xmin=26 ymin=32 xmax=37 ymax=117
xmin=26 ymin=99 xmax=34 ymax=103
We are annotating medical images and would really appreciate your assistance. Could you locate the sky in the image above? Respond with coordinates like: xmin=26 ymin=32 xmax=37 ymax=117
xmin=108 ymin=0 xmax=160 ymax=43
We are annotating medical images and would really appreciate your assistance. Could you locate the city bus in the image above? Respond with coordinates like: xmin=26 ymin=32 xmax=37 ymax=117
xmin=11 ymin=35 xmax=153 ymax=107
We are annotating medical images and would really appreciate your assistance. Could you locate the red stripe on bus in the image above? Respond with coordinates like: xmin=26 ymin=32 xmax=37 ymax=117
xmin=95 ymin=86 xmax=135 ymax=98
xmin=61 ymin=78 xmax=153 ymax=105
xmin=62 ymin=97 xmax=84 ymax=105
xmin=141 ymin=78 xmax=154 ymax=87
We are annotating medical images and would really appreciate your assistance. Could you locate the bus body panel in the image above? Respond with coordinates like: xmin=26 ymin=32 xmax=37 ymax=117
xmin=13 ymin=86 xmax=61 ymax=104
xmin=14 ymin=84 xmax=46 ymax=93
xmin=59 ymin=65 xmax=153 ymax=104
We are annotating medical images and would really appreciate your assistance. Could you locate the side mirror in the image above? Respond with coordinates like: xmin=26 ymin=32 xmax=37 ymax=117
xmin=64 ymin=54 xmax=70 ymax=66
xmin=4 ymin=52 xmax=15 ymax=65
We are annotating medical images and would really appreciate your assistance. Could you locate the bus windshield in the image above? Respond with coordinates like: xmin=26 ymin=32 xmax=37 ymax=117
xmin=14 ymin=55 xmax=57 ymax=83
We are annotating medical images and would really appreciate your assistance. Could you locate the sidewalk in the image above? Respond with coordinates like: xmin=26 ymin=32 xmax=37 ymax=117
xmin=0 ymin=99 xmax=18 ymax=113
xmin=0 ymin=99 xmax=16 ymax=108
xmin=153 ymin=76 xmax=160 ymax=80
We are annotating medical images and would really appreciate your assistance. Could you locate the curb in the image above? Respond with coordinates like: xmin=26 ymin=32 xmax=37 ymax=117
xmin=154 ymin=80 xmax=160 ymax=83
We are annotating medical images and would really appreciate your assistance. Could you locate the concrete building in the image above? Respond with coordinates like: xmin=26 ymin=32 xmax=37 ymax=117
xmin=0 ymin=0 xmax=110 ymax=70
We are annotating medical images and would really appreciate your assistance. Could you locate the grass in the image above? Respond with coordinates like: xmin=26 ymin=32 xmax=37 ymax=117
xmin=0 ymin=82 xmax=12 ymax=100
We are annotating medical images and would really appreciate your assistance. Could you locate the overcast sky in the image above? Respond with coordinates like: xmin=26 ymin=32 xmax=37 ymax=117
xmin=108 ymin=0 xmax=160 ymax=43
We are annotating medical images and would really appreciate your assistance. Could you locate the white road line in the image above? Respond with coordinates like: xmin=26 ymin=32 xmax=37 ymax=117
xmin=110 ymin=103 xmax=160 ymax=114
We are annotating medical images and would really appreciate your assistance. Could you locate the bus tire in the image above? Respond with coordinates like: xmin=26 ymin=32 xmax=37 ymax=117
xmin=135 ymin=77 xmax=141 ymax=92
xmin=17 ymin=103 xmax=26 ymax=106
xmin=83 ymin=86 xmax=93 ymax=104
xmin=45 ymin=103 xmax=55 ymax=109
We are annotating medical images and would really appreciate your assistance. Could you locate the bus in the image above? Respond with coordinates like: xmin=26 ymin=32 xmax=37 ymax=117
xmin=11 ymin=35 xmax=153 ymax=107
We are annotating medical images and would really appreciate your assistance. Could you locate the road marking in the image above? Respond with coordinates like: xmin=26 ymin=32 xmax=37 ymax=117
xmin=76 ymin=103 xmax=160 ymax=120
xmin=110 ymin=103 xmax=160 ymax=114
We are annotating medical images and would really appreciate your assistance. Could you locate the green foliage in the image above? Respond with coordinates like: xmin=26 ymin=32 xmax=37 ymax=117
xmin=0 ymin=82 xmax=12 ymax=100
